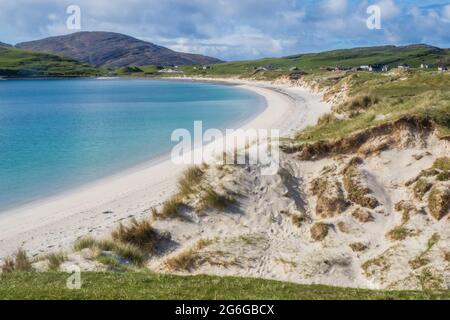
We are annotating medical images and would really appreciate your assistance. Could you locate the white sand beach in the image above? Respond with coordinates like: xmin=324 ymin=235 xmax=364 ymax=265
xmin=0 ymin=79 xmax=329 ymax=258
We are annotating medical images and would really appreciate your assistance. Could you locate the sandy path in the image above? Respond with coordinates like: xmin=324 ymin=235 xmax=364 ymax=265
xmin=0 ymin=79 xmax=327 ymax=258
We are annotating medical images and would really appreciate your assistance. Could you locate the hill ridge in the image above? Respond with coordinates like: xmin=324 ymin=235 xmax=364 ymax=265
xmin=16 ymin=31 xmax=222 ymax=67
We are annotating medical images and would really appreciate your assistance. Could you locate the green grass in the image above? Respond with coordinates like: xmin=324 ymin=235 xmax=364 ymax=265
xmin=0 ymin=47 xmax=104 ymax=77
xmin=117 ymin=44 xmax=450 ymax=79
xmin=291 ymin=71 xmax=450 ymax=144
xmin=73 ymin=237 xmax=145 ymax=266
xmin=0 ymin=272 xmax=448 ymax=300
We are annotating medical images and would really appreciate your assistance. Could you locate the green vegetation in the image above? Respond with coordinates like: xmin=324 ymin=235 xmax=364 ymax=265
xmin=292 ymin=71 xmax=450 ymax=146
xmin=1 ymin=249 xmax=33 ymax=273
xmin=0 ymin=47 xmax=103 ymax=77
xmin=73 ymin=236 xmax=145 ymax=265
xmin=116 ymin=44 xmax=450 ymax=79
xmin=386 ymin=226 xmax=415 ymax=241
xmin=45 ymin=252 xmax=68 ymax=271
xmin=111 ymin=218 xmax=159 ymax=252
xmin=0 ymin=272 xmax=448 ymax=300
xmin=198 ymin=187 xmax=235 ymax=211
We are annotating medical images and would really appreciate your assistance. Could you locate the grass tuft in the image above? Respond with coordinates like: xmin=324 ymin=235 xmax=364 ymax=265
xmin=46 ymin=252 xmax=67 ymax=271
xmin=199 ymin=187 xmax=235 ymax=211
xmin=178 ymin=166 xmax=205 ymax=196
xmin=73 ymin=236 xmax=97 ymax=251
xmin=1 ymin=249 xmax=33 ymax=273
xmin=111 ymin=218 xmax=159 ymax=252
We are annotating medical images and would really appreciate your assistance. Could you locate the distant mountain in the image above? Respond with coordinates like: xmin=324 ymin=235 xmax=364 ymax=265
xmin=0 ymin=41 xmax=11 ymax=47
xmin=16 ymin=32 xmax=222 ymax=67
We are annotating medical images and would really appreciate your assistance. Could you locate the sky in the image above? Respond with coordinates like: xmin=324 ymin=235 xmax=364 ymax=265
xmin=0 ymin=0 xmax=449 ymax=61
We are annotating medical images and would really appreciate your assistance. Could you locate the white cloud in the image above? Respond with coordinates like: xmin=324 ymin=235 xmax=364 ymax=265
xmin=375 ymin=0 xmax=401 ymax=19
xmin=0 ymin=0 xmax=449 ymax=60
xmin=321 ymin=0 xmax=347 ymax=15
xmin=443 ymin=5 xmax=450 ymax=21
xmin=151 ymin=26 xmax=298 ymax=60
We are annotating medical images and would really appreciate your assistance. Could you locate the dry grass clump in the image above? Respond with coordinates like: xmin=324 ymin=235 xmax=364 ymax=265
xmin=432 ymin=157 xmax=450 ymax=172
xmin=418 ymin=268 xmax=446 ymax=290
xmin=343 ymin=158 xmax=379 ymax=209
xmin=317 ymin=113 xmax=339 ymax=126
xmin=161 ymin=196 xmax=184 ymax=218
xmin=198 ymin=187 xmax=235 ymax=211
xmin=349 ymin=242 xmax=368 ymax=252
xmin=337 ymin=221 xmax=350 ymax=233
xmin=111 ymin=242 xmax=145 ymax=265
xmin=444 ymin=252 xmax=450 ymax=262
xmin=46 ymin=252 xmax=67 ymax=271
xmin=386 ymin=226 xmax=415 ymax=241
xmin=409 ymin=257 xmax=429 ymax=270
xmin=394 ymin=200 xmax=416 ymax=225
xmin=311 ymin=176 xmax=348 ymax=218
xmin=1 ymin=249 xmax=33 ymax=273
xmin=337 ymin=93 xmax=379 ymax=113
xmin=362 ymin=255 xmax=390 ymax=277
xmin=351 ymin=208 xmax=374 ymax=223
xmin=291 ymin=214 xmax=305 ymax=227
xmin=427 ymin=185 xmax=450 ymax=220
xmin=411 ymin=157 xmax=450 ymax=184
xmin=163 ymin=239 xmax=213 ymax=271
xmin=178 ymin=166 xmax=205 ymax=196
xmin=310 ymin=223 xmax=330 ymax=241
xmin=413 ymin=178 xmax=433 ymax=200
xmin=73 ymin=236 xmax=145 ymax=265
xmin=409 ymin=233 xmax=440 ymax=269
xmin=111 ymin=218 xmax=160 ymax=252
xmin=73 ymin=236 xmax=97 ymax=251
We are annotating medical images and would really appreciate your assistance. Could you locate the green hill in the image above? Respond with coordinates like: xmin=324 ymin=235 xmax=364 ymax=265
xmin=169 ymin=44 xmax=450 ymax=78
xmin=0 ymin=47 xmax=102 ymax=78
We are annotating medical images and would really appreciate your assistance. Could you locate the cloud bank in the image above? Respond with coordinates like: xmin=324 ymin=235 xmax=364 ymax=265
xmin=0 ymin=0 xmax=449 ymax=60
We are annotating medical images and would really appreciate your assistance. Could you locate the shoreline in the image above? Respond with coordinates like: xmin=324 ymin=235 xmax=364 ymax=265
xmin=0 ymin=79 xmax=329 ymax=258
xmin=0 ymin=78 xmax=267 ymax=214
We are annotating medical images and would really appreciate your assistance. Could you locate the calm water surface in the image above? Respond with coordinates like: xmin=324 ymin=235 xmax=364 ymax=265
xmin=0 ymin=79 xmax=265 ymax=211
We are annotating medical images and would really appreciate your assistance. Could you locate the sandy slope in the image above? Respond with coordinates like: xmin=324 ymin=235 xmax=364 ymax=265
xmin=0 ymin=80 xmax=329 ymax=258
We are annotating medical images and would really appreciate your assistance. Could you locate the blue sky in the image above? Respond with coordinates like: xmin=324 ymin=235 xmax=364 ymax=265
xmin=1 ymin=0 xmax=449 ymax=60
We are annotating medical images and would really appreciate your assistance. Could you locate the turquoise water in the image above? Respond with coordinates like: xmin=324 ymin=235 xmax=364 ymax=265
xmin=0 ymin=79 xmax=265 ymax=212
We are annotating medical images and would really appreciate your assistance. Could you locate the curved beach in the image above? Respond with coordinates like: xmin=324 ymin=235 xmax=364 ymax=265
xmin=0 ymin=80 xmax=329 ymax=258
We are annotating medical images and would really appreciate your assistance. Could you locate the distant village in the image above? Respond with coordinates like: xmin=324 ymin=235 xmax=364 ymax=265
xmin=254 ymin=63 xmax=449 ymax=73
xmin=134 ymin=61 xmax=449 ymax=76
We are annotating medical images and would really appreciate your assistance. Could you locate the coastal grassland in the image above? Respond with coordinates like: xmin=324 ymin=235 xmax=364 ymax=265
xmin=291 ymin=70 xmax=450 ymax=145
xmin=0 ymin=272 xmax=448 ymax=300
xmin=109 ymin=44 xmax=450 ymax=79
xmin=177 ymin=45 xmax=450 ymax=77
xmin=0 ymin=47 xmax=103 ymax=77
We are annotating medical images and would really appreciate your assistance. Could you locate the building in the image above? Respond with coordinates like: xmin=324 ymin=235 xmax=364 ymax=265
xmin=334 ymin=65 xmax=352 ymax=71
xmin=397 ymin=64 xmax=410 ymax=69
xmin=421 ymin=64 xmax=431 ymax=69
xmin=382 ymin=65 xmax=390 ymax=72
xmin=157 ymin=68 xmax=184 ymax=74
xmin=359 ymin=65 xmax=371 ymax=71
xmin=254 ymin=65 xmax=275 ymax=71
xmin=438 ymin=66 xmax=448 ymax=72
xmin=369 ymin=64 xmax=382 ymax=72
